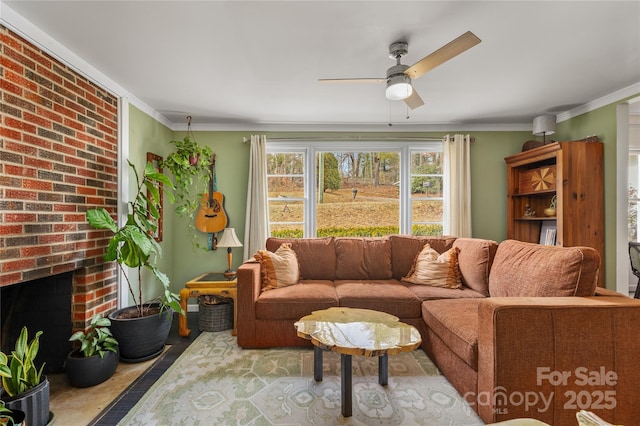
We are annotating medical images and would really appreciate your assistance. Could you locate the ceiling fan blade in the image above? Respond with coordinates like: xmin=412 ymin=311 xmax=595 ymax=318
xmin=319 ymin=78 xmax=385 ymax=84
xmin=403 ymin=90 xmax=424 ymax=109
xmin=405 ymin=31 xmax=481 ymax=80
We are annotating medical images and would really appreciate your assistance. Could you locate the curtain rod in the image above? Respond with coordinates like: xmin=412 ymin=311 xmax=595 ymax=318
xmin=242 ymin=136 xmax=474 ymax=143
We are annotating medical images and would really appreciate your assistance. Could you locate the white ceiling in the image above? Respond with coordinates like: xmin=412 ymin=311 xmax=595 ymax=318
xmin=3 ymin=1 xmax=640 ymax=130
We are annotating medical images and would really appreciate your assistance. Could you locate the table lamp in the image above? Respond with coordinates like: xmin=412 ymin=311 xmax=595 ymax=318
xmin=532 ymin=114 xmax=556 ymax=144
xmin=217 ymin=228 xmax=243 ymax=279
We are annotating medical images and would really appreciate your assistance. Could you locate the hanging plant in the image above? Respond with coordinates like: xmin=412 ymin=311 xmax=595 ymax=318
xmin=161 ymin=116 xmax=213 ymax=248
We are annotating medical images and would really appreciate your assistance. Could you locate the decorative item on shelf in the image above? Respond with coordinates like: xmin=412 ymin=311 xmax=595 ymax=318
xmin=521 ymin=139 xmax=544 ymax=151
xmin=532 ymin=114 xmax=556 ymax=145
xmin=519 ymin=165 xmax=557 ymax=193
xmin=539 ymin=221 xmax=557 ymax=246
xmin=217 ymin=228 xmax=243 ymax=279
xmin=544 ymin=195 xmax=558 ymax=217
xmin=523 ymin=204 xmax=536 ymax=218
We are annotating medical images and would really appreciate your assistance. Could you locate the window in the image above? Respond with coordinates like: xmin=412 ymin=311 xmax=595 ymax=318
xmin=266 ymin=141 xmax=445 ymax=238
xmin=410 ymin=151 xmax=444 ymax=235
xmin=266 ymin=150 xmax=306 ymax=238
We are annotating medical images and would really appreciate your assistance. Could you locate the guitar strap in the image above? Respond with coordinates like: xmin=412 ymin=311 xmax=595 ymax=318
xmin=207 ymin=233 xmax=214 ymax=251
xmin=208 ymin=156 xmax=218 ymax=251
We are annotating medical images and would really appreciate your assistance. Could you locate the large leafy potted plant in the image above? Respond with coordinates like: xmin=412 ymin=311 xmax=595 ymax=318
xmin=86 ymin=160 xmax=183 ymax=362
xmin=65 ymin=314 xmax=119 ymax=388
xmin=161 ymin=135 xmax=212 ymax=248
xmin=0 ymin=327 xmax=49 ymax=426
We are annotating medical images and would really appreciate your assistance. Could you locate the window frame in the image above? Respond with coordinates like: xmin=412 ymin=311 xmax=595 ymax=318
xmin=266 ymin=140 xmax=444 ymax=237
xmin=628 ymin=148 xmax=640 ymax=241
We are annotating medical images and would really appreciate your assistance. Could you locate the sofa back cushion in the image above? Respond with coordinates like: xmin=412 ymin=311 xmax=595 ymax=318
xmin=453 ymin=238 xmax=498 ymax=296
xmin=489 ymin=239 xmax=600 ymax=297
xmin=334 ymin=237 xmax=392 ymax=280
xmin=389 ymin=235 xmax=457 ymax=279
xmin=266 ymin=237 xmax=336 ymax=280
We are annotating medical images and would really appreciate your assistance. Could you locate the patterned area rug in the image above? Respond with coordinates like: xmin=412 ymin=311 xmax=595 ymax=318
xmin=118 ymin=331 xmax=484 ymax=425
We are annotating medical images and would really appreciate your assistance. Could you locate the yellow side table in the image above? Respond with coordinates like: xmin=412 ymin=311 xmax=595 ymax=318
xmin=179 ymin=272 xmax=237 ymax=337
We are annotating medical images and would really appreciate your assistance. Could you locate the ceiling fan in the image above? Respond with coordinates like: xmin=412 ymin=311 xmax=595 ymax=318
xmin=319 ymin=31 xmax=481 ymax=109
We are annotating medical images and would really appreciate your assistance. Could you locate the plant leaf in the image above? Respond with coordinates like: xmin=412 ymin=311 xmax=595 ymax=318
xmin=86 ymin=208 xmax=118 ymax=232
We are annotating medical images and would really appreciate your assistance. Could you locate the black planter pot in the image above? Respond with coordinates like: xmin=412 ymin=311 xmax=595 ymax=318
xmin=108 ymin=303 xmax=172 ymax=363
xmin=4 ymin=408 xmax=26 ymax=425
xmin=64 ymin=348 xmax=119 ymax=388
xmin=2 ymin=376 xmax=49 ymax=426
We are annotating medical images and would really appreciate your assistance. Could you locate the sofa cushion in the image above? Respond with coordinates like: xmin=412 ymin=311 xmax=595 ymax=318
xmin=405 ymin=283 xmax=486 ymax=301
xmin=390 ymin=235 xmax=457 ymax=279
xmin=334 ymin=237 xmax=392 ymax=280
xmin=254 ymin=243 xmax=300 ymax=291
xmin=453 ymin=238 xmax=498 ymax=296
xmin=266 ymin=237 xmax=335 ymax=280
xmin=422 ymin=299 xmax=482 ymax=369
xmin=402 ymin=245 xmax=462 ymax=288
xmin=255 ymin=280 xmax=338 ymax=320
xmin=335 ymin=279 xmax=422 ymax=318
xmin=489 ymin=240 xmax=600 ymax=297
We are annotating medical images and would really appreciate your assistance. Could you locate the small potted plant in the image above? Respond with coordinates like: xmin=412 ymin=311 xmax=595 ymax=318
xmin=0 ymin=327 xmax=49 ymax=426
xmin=0 ymin=401 xmax=25 ymax=426
xmin=65 ymin=314 xmax=119 ymax=388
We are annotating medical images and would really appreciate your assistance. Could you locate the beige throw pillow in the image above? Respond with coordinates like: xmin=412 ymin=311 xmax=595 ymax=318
xmin=254 ymin=243 xmax=300 ymax=292
xmin=402 ymin=244 xmax=462 ymax=288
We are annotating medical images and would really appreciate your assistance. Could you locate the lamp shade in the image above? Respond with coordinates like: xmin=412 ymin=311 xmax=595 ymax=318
xmin=385 ymin=74 xmax=413 ymax=100
xmin=217 ymin=228 xmax=242 ymax=248
xmin=533 ymin=115 xmax=556 ymax=136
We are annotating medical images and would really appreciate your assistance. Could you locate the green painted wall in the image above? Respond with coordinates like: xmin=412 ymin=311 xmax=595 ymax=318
xmin=166 ymin=131 xmax=250 ymax=291
xmin=129 ymin=94 xmax=638 ymax=297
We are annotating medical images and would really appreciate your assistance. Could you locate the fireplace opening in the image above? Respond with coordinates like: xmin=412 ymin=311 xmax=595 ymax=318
xmin=1 ymin=271 xmax=73 ymax=374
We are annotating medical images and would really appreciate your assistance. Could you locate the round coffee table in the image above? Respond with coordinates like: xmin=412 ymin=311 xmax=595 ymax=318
xmin=294 ymin=307 xmax=422 ymax=417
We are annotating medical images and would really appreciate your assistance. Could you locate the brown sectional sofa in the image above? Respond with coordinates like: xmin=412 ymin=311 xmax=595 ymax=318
xmin=236 ymin=235 xmax=640 ymax=424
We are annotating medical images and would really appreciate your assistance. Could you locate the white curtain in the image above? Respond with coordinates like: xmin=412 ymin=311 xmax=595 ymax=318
xmin=243 ymin=135 xmax=269 ymax=260
xmin=444 ymin=134 xmax=472 ymax=237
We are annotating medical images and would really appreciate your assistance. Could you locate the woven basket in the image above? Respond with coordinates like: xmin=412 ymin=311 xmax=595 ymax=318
xmin=198 ymin=295 xmax=234 ymax=332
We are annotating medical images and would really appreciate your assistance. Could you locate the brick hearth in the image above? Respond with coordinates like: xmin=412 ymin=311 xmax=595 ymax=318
xmin=1 ymin=26 xmax=120 ymax=330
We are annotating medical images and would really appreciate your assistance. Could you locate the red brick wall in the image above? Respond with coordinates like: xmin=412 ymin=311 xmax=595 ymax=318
xmin=0 ymin=26 xmax=119 ymax=329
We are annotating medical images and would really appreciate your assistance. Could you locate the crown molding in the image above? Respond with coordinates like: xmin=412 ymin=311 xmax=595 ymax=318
xmin=3 ymin=1 xmax=638 ymax=133
xmin=556 ymin=82 xmax=640 ymax=123
xmin=1 ymin=2 xmax=126 ymax=96
xmin=173 ymin=122 xmax=532 ymax=133
xmin=1 ymin=2 xmax=169 ymax=128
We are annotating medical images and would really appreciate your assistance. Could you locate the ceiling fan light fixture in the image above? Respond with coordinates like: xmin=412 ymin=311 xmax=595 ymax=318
xmin=386 ymin=74 xmax=413 ymax=100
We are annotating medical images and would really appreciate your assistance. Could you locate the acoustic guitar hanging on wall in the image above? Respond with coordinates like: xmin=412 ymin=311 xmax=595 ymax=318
xmin=195 ymin=154 xmax=228 ymax=233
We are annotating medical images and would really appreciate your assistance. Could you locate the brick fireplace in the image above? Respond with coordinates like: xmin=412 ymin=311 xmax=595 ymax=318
xmin=0 ymin=25 xmax=120 ymax=339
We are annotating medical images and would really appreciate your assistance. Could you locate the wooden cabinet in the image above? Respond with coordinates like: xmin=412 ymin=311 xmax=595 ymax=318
xmin=505 ymin=140 xmax=605 ymax=285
